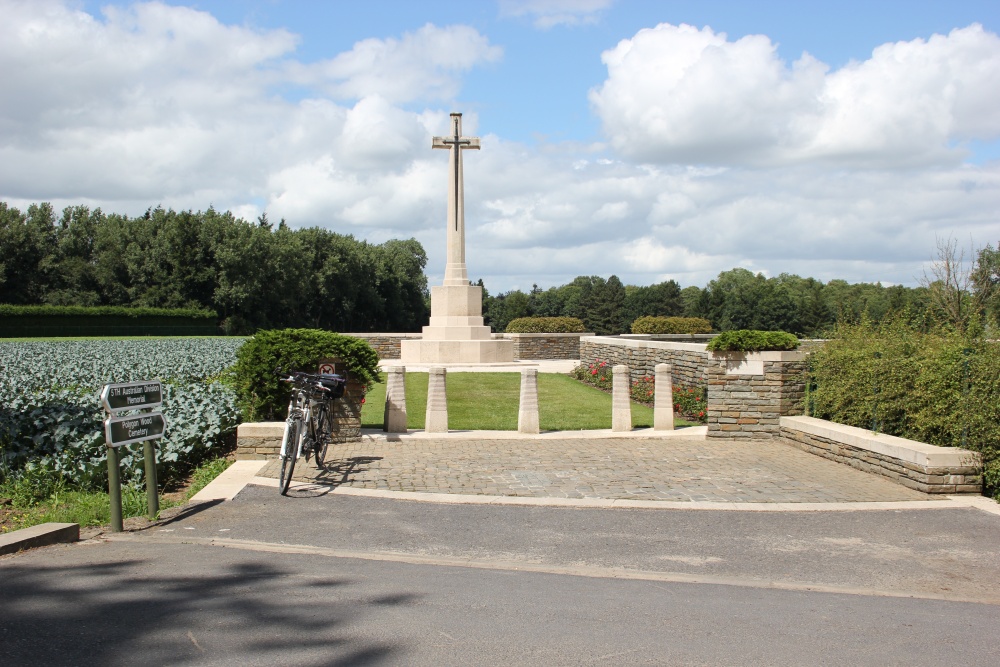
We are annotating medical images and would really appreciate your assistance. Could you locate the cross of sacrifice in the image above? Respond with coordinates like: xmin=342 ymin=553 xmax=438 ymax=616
xmin=432 ymin=113 xmax=480 ymax=286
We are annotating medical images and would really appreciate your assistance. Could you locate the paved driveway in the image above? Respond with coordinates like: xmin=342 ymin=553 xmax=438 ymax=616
xmin=258 ymin=435 xmax=934 ymax=503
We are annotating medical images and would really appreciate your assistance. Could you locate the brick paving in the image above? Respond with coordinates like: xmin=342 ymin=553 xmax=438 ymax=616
xmin=257 ymin=436 xmax=935 ymax=503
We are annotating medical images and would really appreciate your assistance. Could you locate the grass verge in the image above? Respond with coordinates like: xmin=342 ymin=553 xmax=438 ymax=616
xmin=0 ymin=456 xmax=234 ymax=534
xmin=361 ymin=372 xmax=698 ymax=430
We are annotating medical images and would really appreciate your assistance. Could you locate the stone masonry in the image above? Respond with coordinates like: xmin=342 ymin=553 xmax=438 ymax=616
xmin=503 ymin=333 xmax=591 ymax=360
xmin=579 ymin=336 xmax=708 ymax=388
xmin=706 ymin=351 xmax=807 ymax=440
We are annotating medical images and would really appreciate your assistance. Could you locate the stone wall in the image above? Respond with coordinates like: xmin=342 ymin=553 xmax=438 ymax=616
xmin=780 ymin=416 xmax=982 ymax=494
xmin=578 ymin=336 xmax=709 ymax=388
xmin=706 ymin=351 xmax=807 ymax=439
xmin=501 ymin=333 xmax=592 ymax=360
xmin=342 ymin=333 xmax=422 ymax=360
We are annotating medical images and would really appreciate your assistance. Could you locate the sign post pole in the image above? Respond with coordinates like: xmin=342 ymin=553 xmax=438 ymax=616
xmin=107 ymin=446 xmax=123 ymax=532
xmin=143 ymin=437 xmax=159 ymax=518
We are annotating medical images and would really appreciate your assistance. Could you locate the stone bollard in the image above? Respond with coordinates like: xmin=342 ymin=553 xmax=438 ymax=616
xmin=425 ymin=366 xmax=448 ymax=433
xmin=518 ymin=368 xmax=540 ymax=434
xmin=612 ymin=365 xmax=631 ymax=432
xmin=383 ymin=366 xmax=407 ymax=433
xmin=654 ymin=363 xmax=674 ymax=431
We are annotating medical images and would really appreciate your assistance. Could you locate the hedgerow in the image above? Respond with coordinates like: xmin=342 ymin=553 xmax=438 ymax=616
xmin=505 ymin=317 xmax=587 ymax=333
xmin=630 ymin=316 xmax=712 ymax=335
xmin=810 ymin=317 xmax=1000 ymax=499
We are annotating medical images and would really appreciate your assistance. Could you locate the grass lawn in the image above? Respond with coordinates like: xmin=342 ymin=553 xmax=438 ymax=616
xmin=360 ymin=372 xmax=699 ymax=431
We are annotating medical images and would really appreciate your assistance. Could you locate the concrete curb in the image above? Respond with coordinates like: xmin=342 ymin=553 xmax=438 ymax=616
xmin=246 ymin=475 xmax=996 ymax=513
xmin=189 ymin=460 xmax=267 ymax=502
xmin=359 ymin=425 xmax=708 ymax=441
xmin=0 ymin=522 xmax=79 ymax=556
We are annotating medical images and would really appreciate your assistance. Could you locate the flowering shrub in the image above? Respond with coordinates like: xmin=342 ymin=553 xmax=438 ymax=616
xmin=571 ymin=358 xmax=612 ymax=390
xmin=573 ymin=359 xmax=708 ymax=423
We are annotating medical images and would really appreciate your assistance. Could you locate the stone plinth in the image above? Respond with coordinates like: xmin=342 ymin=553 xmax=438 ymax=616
xmin=706 ymin=350 xmax=807 ymax=439
xmin=401 ymin=284 xmax=513 ymax=363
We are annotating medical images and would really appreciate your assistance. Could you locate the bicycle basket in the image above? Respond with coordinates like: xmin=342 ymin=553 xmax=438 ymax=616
xmin=319 ymin=373 xmax=347 ymax=398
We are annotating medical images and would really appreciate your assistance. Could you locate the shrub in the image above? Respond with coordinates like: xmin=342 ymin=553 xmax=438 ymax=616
xmin=506 ymin=317 xmax=587 ymax=333
xmin=571 ymin=358 xmax=613 ymax=391
xmin=810 ymin=317 xmax=1000 ymax=500
xmin=230 ymin=329 xmax=380 ymax=421
xmin=672 ymin=385 xmax=708 ymax=423
xmin=631 ymin=316 xmax=712 ymax=335
xmin=707 ymin=330 xmax=799 ymax=352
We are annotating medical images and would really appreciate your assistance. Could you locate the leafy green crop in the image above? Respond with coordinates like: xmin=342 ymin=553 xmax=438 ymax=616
xmin=0 ymin=338 xmax=244 ymax=491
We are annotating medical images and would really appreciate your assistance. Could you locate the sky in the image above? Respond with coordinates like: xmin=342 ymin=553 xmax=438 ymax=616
xmin=2 ymin=0 xmax=999 ymax=292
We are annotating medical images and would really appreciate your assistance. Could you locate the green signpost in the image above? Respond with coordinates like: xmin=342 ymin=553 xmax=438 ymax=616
xmin=101 ymin=380 xmax=166 ymax=531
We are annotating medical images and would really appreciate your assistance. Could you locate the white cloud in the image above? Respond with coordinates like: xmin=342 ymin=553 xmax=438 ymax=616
xmin=0 ymin=2 xmax=996 ymax=296
xmin=290 ymin=23 xmax=502 ymax=103
xmin=498 ymin=0 xmax=614 ymax=29
xmin=590 ymin=23 xmax=1000 ymax=167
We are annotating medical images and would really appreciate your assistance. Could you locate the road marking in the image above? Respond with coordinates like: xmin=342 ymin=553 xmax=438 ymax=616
xmin=108 ymin=533 xmax=1000 ymax=606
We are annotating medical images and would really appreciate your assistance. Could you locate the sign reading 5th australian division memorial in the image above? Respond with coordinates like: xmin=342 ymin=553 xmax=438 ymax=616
xmin=100 ymin=380 xmax=163 ymax=413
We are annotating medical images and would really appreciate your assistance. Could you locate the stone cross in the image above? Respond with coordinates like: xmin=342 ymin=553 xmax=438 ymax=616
xmin=432 ymin=113 xmax=480 ymax=287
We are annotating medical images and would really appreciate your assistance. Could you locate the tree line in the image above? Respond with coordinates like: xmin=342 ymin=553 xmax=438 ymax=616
xmin=481 ymin=244 xmax=1000 ymax=337
xmin=4 ymin=201 xmax=996 ymax=338
xmin=0 ymin=202 xmax=429 ymax=334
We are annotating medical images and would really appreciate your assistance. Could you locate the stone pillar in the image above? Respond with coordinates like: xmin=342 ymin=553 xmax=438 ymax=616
xmin=383 ymin=366 xmax=407 ymax=433
xmin=706 ymin=351 xmax=807 ymax=439
xmin=654 ymin=363 xmax=674 ymax=431
xmin=612 ymin=365 xmax=631 ymax=432
xmin=425 ymin=367 xmax=449 ymax=433
xmin=518 ymin=368 xmax=540 ymax=434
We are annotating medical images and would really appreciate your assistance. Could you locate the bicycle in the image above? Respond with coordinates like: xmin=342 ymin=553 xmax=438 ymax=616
xmin=276 ymin=369 xmax=347 ymax=495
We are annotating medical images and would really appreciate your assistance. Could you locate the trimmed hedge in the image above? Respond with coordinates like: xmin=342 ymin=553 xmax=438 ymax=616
xmin=0 ymin=304 xmax=219 ymax=337
xmin=631 ymin=316 xmax=712 ymax=335
xmin=506 ymin=317 xmax=587 ymax=333
xmin=0 ymin=304 xmax=217 ymax=318
xmin=706 ymin=330 xmax=800 ymax=352
xmin=810 ymin=318 xmax=999 ymax=499
xmin=230 ymin=328 xmax=381 ymax=421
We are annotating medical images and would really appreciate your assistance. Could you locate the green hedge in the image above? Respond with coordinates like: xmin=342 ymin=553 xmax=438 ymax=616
xmin=0 ymin=304 xmax=218 ymax=337
xmin=810 ymin=318 xmax=1000 ymax=500
xmin=706 ymin=330 xmax=799 ymax=352
xmin=230 ymin=328 xmax=381 ymax=421
xmin=631 ymin=316 xmax=712 ymax=335
xmin=505 ymin=317 xmax=587 ymax=333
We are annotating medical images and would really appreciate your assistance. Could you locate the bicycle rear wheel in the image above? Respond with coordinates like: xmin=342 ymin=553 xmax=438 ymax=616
xmin=314 ymin=404 xmax=331 ymax=469
xmin=279 ymin=418 xmax=300 ymax=495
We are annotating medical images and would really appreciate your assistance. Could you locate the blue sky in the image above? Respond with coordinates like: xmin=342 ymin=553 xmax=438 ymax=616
xmin=5 ymin=0 xmax=1000 ymax=291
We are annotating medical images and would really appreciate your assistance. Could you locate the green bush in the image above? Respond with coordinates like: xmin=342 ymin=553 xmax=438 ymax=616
xmin=230 ymin=329 xmax=380 ymax=421
xmin=506 ymin=317 xmax=587 ymax=333
xmin=630 ymin=316 xmax=712 ymax=335
xmin=706 ymin=330 xmax=799 ymax=352
xmin=810 ymin=318 xmax=1000 ymax=500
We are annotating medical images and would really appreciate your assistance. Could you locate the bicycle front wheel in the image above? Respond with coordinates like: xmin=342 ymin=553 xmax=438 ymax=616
xmin=279 ymin=418 xmax=300 ymax=496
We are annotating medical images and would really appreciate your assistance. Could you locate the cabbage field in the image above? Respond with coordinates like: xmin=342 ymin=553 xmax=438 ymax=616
xmin=0 ymin=338 xmax=245 ymax=490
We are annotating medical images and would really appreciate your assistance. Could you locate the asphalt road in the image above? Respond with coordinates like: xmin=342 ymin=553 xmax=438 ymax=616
xmin=2 ymin=484 xmax=999 ymax=666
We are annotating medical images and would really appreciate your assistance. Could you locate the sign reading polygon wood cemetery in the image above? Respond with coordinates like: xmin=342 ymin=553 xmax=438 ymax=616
xmin=100 ymin=380 xmax=163 ymax=413
xmin=104 ymin=412 xmax=167 ymax=448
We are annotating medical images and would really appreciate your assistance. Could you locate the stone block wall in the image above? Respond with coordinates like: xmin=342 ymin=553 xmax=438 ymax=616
xmin=780 ymin=416 xmax=982 ymax=494
xmin=501 ymin=333 xmax=592 ymax=360
xmin=706 ymin=351 xmax=807 ymax=439
xmin=342 ymin=333 xmax=422 ymax=359
xmin=579 ymin=336 xmax=709 ymax=388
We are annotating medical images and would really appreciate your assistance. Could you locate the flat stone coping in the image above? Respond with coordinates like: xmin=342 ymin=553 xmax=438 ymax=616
xmin=500 ymin=332 xmax=595 ymax=338
xmin=238 ymin=422 xmax=708 ymax=441
xmin=781 ymin=416 xmax=981 ymax=468
xmin=0 ymin=522 xmax=79 ymax=556
xmin=582 ymin=335 xmax=708 ymax=353
xmin=710 ymin=349 xmax=808 ymax=362
xmin=378 ymin=359 xmax=578 ymax=373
